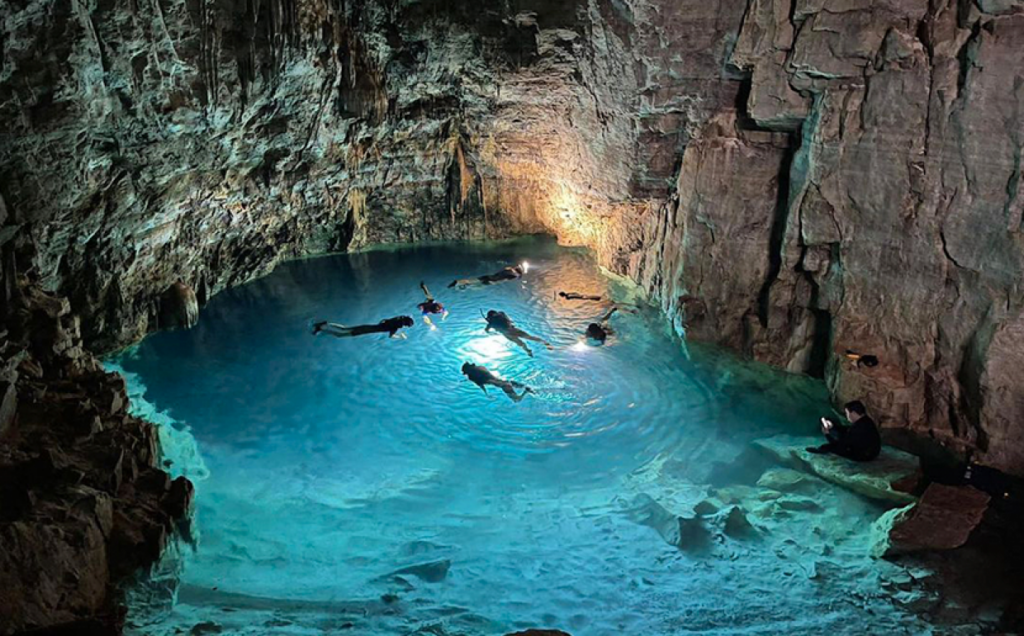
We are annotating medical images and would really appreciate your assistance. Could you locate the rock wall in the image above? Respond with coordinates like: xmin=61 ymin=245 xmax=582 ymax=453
xmin=0 ymin=279 xmax=193 ymax=634
xmin=630 ymin=0 xmax=1024 ymax=477
xmin=2 ymin=0 xmax=1023 ymax=476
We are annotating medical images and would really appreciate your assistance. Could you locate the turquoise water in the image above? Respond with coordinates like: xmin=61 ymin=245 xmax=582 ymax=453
xmin=112 ymin=238 xmax=951 ymax=635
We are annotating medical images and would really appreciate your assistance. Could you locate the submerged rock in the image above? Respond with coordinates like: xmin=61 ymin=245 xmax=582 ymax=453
xmin=873 ymin=483 xmax=991 ymax=557
xmin=753 ymin=435 xmax=920 ymax=504
xmin=756 ymin=467 xmax=820 ymax=493
xmin=625 ymin=494 xmax=713 ymax=552
xmin=719 ymin=505 xmax=758 ymax=539
xmin=389 ymin=559 xmax=451 ymax=583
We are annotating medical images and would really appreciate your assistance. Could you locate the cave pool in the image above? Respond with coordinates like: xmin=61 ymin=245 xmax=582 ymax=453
xmin=108 ymin=237 xmax=955 ymax=635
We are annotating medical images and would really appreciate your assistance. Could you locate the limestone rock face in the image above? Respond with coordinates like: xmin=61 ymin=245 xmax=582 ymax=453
xmin=629 ymin=1 xmax=1024 ymax=477
xmin=0 ymin=0 xmax=741 ymax=351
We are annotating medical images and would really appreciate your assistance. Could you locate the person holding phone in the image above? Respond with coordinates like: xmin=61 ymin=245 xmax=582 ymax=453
xmin=807 ymin=400 xmax=881 ymax=461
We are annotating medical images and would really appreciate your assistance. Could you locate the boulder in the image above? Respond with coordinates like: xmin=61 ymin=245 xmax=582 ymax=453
xmin=625 ymin=494 xmax=712 ymax=552
xmin=872 ymin=484 xmax=991 ymax=557
xmin=720 ymin=505 xmax=758 ymax=539
xmin=753 ymin=435 xmax=920 ymax=504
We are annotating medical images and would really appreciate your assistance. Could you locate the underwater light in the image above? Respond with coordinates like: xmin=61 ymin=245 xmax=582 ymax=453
xmin=572 ymin=340 xmax=589 ymax=352
xmin=521 ymin=261 xmax=530 ymax=273
xmin=460 ymin=334 xmax=513 ymax=363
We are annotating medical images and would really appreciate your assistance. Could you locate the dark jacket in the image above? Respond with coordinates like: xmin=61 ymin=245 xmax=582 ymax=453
xmin=835 ymin=416 xmax=882 ymax=461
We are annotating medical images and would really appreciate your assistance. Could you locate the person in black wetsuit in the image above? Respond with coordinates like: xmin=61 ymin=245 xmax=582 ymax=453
xmin=558 ymin=291 xmax=604 ymax=302
xmin=484 ymin=309 xmax=552 ymax=357
xmin=312 ymin=316 xmax=414 ymax=339
xmin=584 ymin=306 xmax=621 ymax=345
xmin=448 ymin=264 xmax=524 ymax=289
xmin=807 ymin=400 xmax=881 ymax=461
xmin=417 ymin=282 xmax=448 ymax=326
xmin=461 ymin=362 xmax=533 ymax=402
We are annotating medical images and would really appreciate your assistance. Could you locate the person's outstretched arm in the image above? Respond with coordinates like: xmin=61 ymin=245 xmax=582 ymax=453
xmin=601 ymin=307 xmax=619 ymax=322
xmin=420 ymin=282 xmax=433 ymax=300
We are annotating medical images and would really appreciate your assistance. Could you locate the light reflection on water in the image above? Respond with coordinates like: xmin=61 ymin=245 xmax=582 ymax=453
xmin=114 ymin=237 xmax=934 ymax=635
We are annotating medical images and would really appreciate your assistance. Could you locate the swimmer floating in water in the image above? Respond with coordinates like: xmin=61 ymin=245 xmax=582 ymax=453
xmin=461 ymin=362 xmax=534 ymax=402
xmin=559 ymin=291 xmax=640 ymax=314
xmin=584 ymin=306 xmax=620 ymax=345
xmin=417 ymin=281 xmax=448 ymax=327
xmin=311 ymin=315 xmax=414 ymax=339
xmin=484 ymin=309 xmax=553 ymax=357
xmin=582 ymin=305 xmax=639 ymax=345
xmin=558 ymin=291 xmax=604 ymax=302
xmin=448 ymin=263 xmax=527 ymax=289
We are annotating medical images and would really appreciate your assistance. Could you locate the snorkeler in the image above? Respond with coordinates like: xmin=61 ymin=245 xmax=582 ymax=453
xmin=448 ymin=264 xmax=526 ymax=289
xmin=558 ymin=291 xmax=640 ymax=314
xmin=311 ymin=316 xmax=415 ymax=339
xmin=484 ymin=309 xmax=553 ymax=357
xmin=417 ymin=281 xmax=448 ymax=326
xmin=461 ymin=362 xmax=534 ymax=402
xmin=584 ymin=306 xmax=621 ymax=345
xmin=558 ymin=291 xmax=604 ymax=302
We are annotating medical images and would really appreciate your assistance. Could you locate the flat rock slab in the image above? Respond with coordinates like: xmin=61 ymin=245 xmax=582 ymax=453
xmin=388 ymin=559 xmax=451 ymax=583
xmin=876 ymin=483 xmax=991 ymax=556
xmin=752 ymin=435 xmax=920 ymax=504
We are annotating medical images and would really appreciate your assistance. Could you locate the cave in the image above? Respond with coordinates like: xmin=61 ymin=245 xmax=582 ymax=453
xmin=2 ymin=0 xmax=1024 ymax=634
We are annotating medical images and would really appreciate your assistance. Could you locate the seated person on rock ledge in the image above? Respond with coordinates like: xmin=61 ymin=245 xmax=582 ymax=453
xmin=807 ymin=400 xmax=881 ymax=462
xmin=312 ymin=316 xmax=414 ymax=339
xmin=448 ymin=264 xmax=525 ymax=289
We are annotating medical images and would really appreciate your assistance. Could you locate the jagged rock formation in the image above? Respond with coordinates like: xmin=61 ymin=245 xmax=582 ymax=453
xmin=0 ymin=280 xmax=193 ymax=634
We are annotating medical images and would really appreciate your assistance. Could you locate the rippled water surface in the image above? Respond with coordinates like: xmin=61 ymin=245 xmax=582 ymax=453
xmin=113 ymin=238 xmax=952 ymax=635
